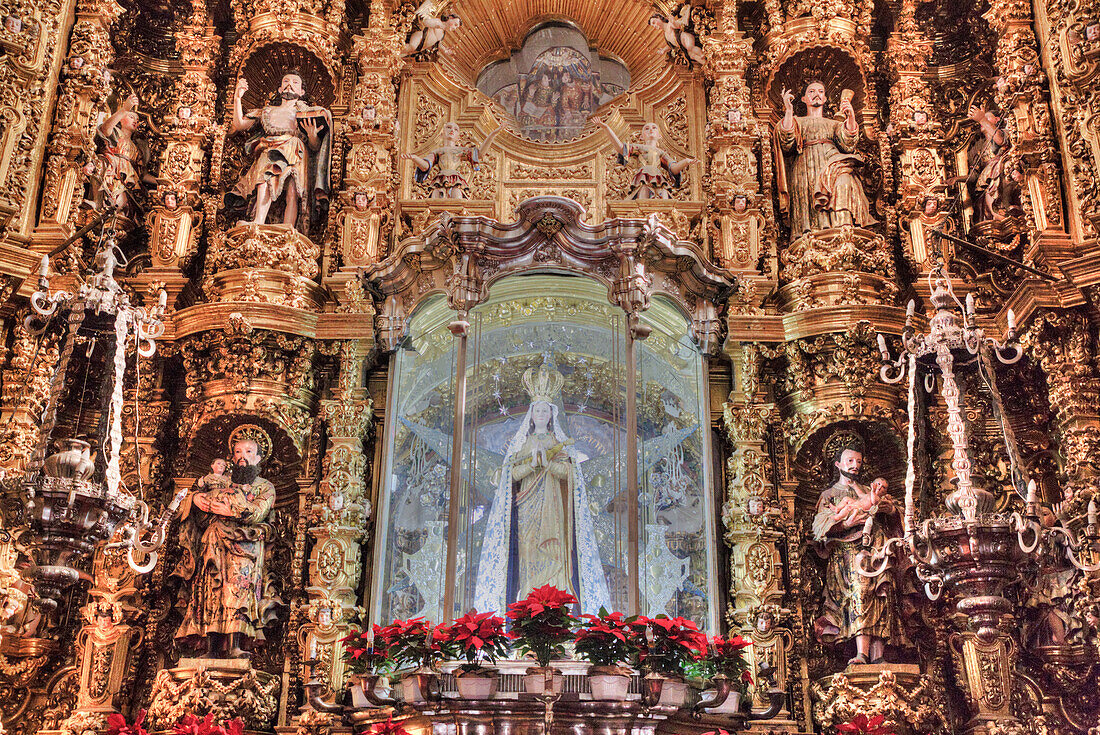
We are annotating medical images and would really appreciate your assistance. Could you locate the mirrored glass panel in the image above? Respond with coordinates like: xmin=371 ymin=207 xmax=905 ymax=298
xmin=374 ymin=296 xmax=459 ymax=624
xmin=636 ymin=297 xmax=715 ymax=629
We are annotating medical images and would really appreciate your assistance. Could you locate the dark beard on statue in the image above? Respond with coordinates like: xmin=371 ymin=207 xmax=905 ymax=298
xmin=838 ymin=468 xmax=862 ymax=482
xmin=280 ymin=91 xmax=301 ymax=101
xmin=232 ymin=462 xmax=261 ymax=485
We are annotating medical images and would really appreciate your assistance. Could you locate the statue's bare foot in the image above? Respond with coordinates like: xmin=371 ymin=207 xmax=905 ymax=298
xmin=847 ymin=654 xmax=868 ymax=665
xmin=229 ymin=645 xmax=249 ymax=658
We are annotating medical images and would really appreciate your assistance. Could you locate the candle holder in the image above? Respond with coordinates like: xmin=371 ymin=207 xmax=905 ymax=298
xmin=11 ymin=243 xmax=172 ymax=610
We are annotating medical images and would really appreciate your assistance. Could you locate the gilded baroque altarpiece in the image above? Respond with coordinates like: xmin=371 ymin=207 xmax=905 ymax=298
xmin=0 ymin=0 xmax=1096 ymax=733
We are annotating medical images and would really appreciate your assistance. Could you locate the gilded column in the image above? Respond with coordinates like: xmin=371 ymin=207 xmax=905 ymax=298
xmin=334 ymin=0 xmax=404 ymax=291
xmin=705 ymin=2 xmax=773 ymax=298
xmin=888 ymin=0 xmax=949 ymax=279
xmin=0 ymin=0 xmax=75 ymax=241
xmin=1021 ymin=309 xmax=1100 ymax=500
xmin=721 ymin=344 xmax=793 ymax=717
xmin=36 ymin=0 xmax=123 ymax=242
xmin=145 ymin=6 xmax=220 ymax=303
xmin=304 ymin=341 xmax=372 ymax=696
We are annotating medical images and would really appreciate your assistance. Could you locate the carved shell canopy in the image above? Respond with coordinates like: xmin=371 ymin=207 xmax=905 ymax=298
xmin=184 ymin=414 xmax=303 ymax=503
xmin=765 ymin=46 xmax=867 ymax=122
xmin=439 ymin=0 xmax=666 ymax=86
xmin=239 ymin=42 xmax=336 ymax=110
xmin=792 ymin=419 xmax=907 ymax=506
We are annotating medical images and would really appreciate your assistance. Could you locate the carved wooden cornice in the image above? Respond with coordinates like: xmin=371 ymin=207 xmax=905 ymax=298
xmin=363 ymin=196 xmax=736 ymax=327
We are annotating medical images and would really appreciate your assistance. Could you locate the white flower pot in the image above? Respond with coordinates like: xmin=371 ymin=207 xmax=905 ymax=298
xmin=701 ymin=689 xmax=741 ymax=714
xmin=401 ymin=673 xmax=424 ymax=703
xmin=456 ymin=673 xmax=498 ymax=699
xmin=658 ymin=678 xmax=689 ymax=707
xmin=523 ymin=667 xmax=563 ymax=695
xmin=349 ymin=682 xmax=370 ymax=708
xmin=588 ymin=673 xmax=631 ymax=701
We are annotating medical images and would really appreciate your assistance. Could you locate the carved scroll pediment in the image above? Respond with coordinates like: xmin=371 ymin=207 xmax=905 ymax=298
xmin=361 ymin=196 xmax=736 ymax=333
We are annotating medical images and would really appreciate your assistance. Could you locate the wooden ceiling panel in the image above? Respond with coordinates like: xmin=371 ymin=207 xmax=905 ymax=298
xmin=438 ymin=0 xmax=667 ymax=86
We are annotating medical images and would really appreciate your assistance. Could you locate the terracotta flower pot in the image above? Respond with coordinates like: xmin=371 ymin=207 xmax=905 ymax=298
xmin=587 ymin=666 xmax=631 ymax=701
xmin=523 ymin=666 xmax=563 ymax=695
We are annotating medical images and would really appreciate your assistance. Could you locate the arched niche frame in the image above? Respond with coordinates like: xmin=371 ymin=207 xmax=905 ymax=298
xmin=213 ymin=41 xmax=339 ymax=235
xmin=764 ymin=45 xmax=875 ymax=132
xmin=178 ymin=407 xmax=307 ymax=506
xmin=362 ymin=196 xmax=738 ymax=628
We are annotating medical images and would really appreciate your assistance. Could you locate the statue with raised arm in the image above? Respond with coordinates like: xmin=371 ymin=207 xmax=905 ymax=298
xmin=774 ymin=81 xmax=874 ymax=237
xmin=171 ymin=435 xmax=279 ymax=658
xmin=93 ymin=94 xmax=155 ymax=221
xmin=403 ymin=0 xmax=461 ymax=58
xmin=227 ymin=71 xmax=332 ymax=232
xmin=948 ymin=104 xmax=1022 ymax=224
xmin=811 ymin=445 xmax=902 ymax=665
xmin=596 ymin=118 xmax=696 ymax=199
xmin=403 ymin=121 xmax=502 ymax=199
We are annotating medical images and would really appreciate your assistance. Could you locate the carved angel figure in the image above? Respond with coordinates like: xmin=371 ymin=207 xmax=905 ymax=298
xmin=402 ymin=121 xmax=502 ymax=199
xmin=650 ymin=4 xmax=706 ymax=66
xmin=948 ymin=105 xmax=1022 ymax=224
xmin=403 ymin=0 xmax=461 ymax=58
xmin=596 ymin=118 xmax=696 ymax=199
xmin=89 ymin=94 xmax=155 ymax=221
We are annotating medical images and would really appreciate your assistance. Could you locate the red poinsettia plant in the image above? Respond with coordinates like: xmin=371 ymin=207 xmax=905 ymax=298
xmin=507 ymin=585 xmax=580 ymax=668
xmin=637 ymin=615 xmax=709 ymax=678
xmin=370 ymin=715 xmax=414 ymax=735
xmin=171 ymin=714 xmax=245 ymax=735
xmin=339 ymin=624 xmax=393 ymax=675
xmin=375 ymin=617 xmax=454 ymax=670
xmin=835 ymin=714 xmax=896 ymax=735
xmin=446 ymin=609 xmax=511 ymax=674
xmin=574 ymin=608 xmax=641 ymax=671
xmin=106 ymin=710 xmax=149 ymax=735
xmin=703 ymin=633 xmax=753 ymax=692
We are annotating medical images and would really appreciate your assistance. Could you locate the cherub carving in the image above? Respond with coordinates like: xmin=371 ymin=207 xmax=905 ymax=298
xmin=403 ymin=0 xmax=461 ymax=59
xmin=650 ymin=4 xmax=706 ymax=67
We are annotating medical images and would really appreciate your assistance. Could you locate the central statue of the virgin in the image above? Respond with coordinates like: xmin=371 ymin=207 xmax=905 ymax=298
xmin=474 ymin=363 xmax=611 ymax=614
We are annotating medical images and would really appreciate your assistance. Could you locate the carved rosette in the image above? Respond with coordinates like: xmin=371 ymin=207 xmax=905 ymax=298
xmin=811 ymin=666 xmax=944 ymax=735
xmin=145 ymin=659 xmax=280 ymax=731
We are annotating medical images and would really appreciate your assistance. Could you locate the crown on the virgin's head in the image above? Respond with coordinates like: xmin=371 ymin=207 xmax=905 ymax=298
xmin=522 ymin=363 xmax=564 ymax=403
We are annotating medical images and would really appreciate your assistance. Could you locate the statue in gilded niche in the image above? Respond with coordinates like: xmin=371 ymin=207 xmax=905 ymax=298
xmin=474 ymin=363 xmax=611 ymax=614
xmin=775 ymin=81 xmax=875 ymax=237
xmin=171 ymin=433 xmax=279 ymax=658
xmin=88 ymin=94 xmax=155 ymax=221
xmin=948 ymin=104 xmax=1022 ymax=225
xmin=403 ymin=121 xmax=502 ymax=199
xmin=227 ymin=71 xmax=332 ymax=232
xmin=402 ymin=0 xmax=461 ymax=58
xmin=595 ymin=118 xmax=697 ymax=199
xmin=811 ymin=444 xmax=901 ymax=665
